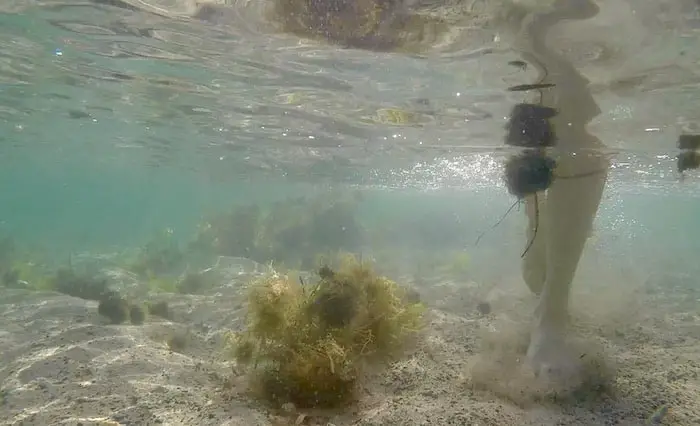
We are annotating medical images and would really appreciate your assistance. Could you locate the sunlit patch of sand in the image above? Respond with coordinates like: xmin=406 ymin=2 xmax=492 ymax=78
xmin=1 ymin=260 xmax=699 ymax=425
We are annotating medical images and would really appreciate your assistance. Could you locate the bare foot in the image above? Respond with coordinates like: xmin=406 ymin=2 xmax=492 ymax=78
xmin=524 ymin=324 xmax=586 ymax=391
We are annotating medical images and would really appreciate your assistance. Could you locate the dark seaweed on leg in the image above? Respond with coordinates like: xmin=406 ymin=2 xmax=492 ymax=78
xmin=505 ymin=103 xmax=558 ymax=148
xmin=677 ymin=134 xmax=700 ymax=151
xmin=677 ymin=151 xmax=700 ymax=173
xmin=503 ymin=150 xmax=553 ymax=258
xmin=504 ymin=150 xmax=556 ymax=199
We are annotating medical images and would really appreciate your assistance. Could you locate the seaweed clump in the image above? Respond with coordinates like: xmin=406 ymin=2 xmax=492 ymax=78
xmin=499 ymin=95 xmax=559 ymax=258
xmin=166 ymin=331 xmax=189 ymax=353
xmin=503 ymin=102 xmax=558 ymax=199
xmin=146 ymin=300 xmax=171 ymax=320
xmin=97 ymin=292 xmax=149 ymax=325
xmin=191 ymin=193 xmax=365 ymax=270
xmin=266 ymin=0 xmax=450 ymax=52
xmin=228 ymin=255 xmax=424 ymax=409
xmin=504 ymin=149 xmax=556 ymax=199
xmin=129 ymin=231 xmax=185 ymax=278
xmin=129 ymin=304 xmax=147 ymax=325
xmin=98 ymin=293 xmax=131 ymax=324
xmin=49 ymin=268 xmax=111 ymax=301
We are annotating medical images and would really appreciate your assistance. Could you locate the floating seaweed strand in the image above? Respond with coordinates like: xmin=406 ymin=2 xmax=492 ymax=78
xmin=473 ymin=198 xmax=521 ymax=246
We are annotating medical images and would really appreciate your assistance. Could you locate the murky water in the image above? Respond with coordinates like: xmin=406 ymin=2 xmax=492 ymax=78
xmin=0 ymin=0 xmax=699 ymax=424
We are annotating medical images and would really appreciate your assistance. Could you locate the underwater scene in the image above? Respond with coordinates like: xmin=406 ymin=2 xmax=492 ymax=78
xmin=1 ymin=0 xmax=700 ymax=425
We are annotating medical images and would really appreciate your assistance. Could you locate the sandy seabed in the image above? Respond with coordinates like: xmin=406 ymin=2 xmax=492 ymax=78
xmin=1 ymin=258 xmax=699 ymax=426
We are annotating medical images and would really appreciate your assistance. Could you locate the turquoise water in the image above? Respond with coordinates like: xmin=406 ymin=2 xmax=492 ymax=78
xmin=0 ymin=0 xmax=697 ymax=294
xmin=1 ymin=0 xmax=700 ymax=424
xmin=0 ymin=0 xmax=697 ymax=297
